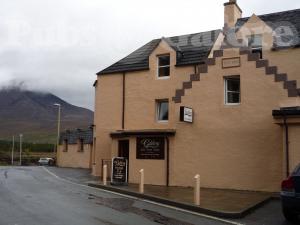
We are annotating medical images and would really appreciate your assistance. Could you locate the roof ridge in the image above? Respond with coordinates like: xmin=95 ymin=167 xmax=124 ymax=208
xmin=165 ymin=29 xmax=222 ymax=39
xmin=240 ymin=8 xmax=300 ymax=21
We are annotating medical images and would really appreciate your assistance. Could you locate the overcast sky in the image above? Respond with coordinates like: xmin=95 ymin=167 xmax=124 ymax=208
xmin=0 ymin=0 xmax=299 ymax=110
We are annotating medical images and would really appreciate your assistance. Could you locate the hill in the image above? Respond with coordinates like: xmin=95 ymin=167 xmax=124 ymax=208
xmin=0 ymin=87 xmax=94 ymax=143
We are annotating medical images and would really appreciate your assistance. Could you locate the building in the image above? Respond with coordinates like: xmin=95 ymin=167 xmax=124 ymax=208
xmin=57 ymin=127 xmax=94 ymax=169
xmin=93 ymin=0 xmax=300 ymax=192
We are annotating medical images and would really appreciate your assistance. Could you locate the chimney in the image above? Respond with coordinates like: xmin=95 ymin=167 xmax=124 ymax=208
xmin=224 ymin=0 xmax=242 ymax=28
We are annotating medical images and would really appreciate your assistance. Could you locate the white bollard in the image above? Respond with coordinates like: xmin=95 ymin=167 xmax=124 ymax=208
xmin=139 ymin=169 xmax=144 ymax=194
xmin=194 ymin=174 xmax=200 ymax=206
xmin=103 ymin=165 xmax=107 ymax=185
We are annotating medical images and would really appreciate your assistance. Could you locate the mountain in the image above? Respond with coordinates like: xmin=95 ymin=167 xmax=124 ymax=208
xmin=0 ymin=87 xmax=94 ymax=143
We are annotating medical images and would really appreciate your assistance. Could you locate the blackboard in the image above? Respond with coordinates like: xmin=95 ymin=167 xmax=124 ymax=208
xmin=111 ymin=157 xmax=128 ymax=185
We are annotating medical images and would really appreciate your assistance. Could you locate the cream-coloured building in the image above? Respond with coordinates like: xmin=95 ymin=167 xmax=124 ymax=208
xmin=57 ymin=128 xmax=93 ymax=169
xmin=92 ymin=0 xmax=300 ymax=192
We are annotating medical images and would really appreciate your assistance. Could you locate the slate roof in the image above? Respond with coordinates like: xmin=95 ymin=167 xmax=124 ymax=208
xmin=97 ymin=30 xmax=221 ymax=75
xmin=236 ymin=8 xmax=300 ymax=49
xmin=59 ymin=128 xmax=93 ymax=145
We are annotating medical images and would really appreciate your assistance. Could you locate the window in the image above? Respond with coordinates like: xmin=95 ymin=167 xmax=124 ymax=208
xmin=156 ymin=100 xmax=169 ymax=122
xmin=225 ymin=76 xmax=240 ymax=105
xmin=248 ymin=34 xmax=263 ymax=58
xmin=63 ymin=139 xmax=68 ymax=152
xmin=78 ymin=139 xmax=84 ymax=152
xmin=157 ymin=55 xmax=170 ymax=78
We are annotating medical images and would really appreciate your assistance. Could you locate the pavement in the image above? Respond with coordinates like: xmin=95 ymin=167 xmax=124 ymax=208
xmin=88 ymin=182 xmax=272 ymax=218
xmin=0 ymin=166 xmax=298 ymax=225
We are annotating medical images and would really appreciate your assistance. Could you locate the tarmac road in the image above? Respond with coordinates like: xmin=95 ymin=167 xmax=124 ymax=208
xmin=0 ymin=166 xmax=238 ymax=225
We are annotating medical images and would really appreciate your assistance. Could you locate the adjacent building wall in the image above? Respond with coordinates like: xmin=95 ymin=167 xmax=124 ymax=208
xmin=57 ymin=144 xmax=92 ymax=169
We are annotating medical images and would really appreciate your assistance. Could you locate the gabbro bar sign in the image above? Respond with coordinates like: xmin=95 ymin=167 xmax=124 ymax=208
xmin=111 ymin=157 xmax=128 ymax=185
xmin=136 ymin=137 xmax=165 ymax=160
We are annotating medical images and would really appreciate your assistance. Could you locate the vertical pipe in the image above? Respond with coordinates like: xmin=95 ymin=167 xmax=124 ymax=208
xmin=283 ymin=115 xmax=290 ymax=177
xmin=11 ymin=136 xmax=14 ymax=165
xmin=166 ymin=137 xmax=170 ymax=187
xmin=56 ymin=105 xmax=61 ymax=154
xmin=19 ymin=134 xmax=22 ymax=166
xmin=122 ymin=72 xmax=126 ymax=130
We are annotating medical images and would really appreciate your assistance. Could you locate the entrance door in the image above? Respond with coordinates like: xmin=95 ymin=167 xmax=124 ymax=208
xmin=118 ymin=140 xmax=129 ymax=181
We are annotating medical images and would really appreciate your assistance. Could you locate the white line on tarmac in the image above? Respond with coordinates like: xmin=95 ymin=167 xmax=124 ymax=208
xmin=42 ymin=166 xmax=244 ymax=225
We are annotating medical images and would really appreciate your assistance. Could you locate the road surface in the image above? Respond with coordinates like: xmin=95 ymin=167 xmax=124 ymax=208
xmin=0 ymin=166 xmax=238 ymax=225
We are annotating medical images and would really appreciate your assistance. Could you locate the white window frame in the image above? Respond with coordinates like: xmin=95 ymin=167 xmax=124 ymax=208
xmin=156 ymin=99 xmax=169 ymax=122
xmin=224 ymin=77 xmax=240 ymax=106
xmin=157 ymin=55 xmax=170 ymax=79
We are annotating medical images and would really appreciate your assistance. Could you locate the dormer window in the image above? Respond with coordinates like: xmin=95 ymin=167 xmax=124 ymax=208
xmin=247 ymin=34 xmax=263 ymax=58
xmin=157 ymin=55 xmax=170 ymax=78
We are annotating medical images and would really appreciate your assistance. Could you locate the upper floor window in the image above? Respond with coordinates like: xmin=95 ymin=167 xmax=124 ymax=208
xmin=156 ymin=100 xmax=169 ymax=122
xmin=224 ymin=76 xmax=240 ymax=105
xmin=247 ymin=34 xmax=263 ymax=58
xmin=157 ymin=55 xmax=170 ymax=78
xmin=78 ymin=139 xmax=84 ymax=152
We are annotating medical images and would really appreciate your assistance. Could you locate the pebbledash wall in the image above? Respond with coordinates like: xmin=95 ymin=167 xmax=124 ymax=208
xmin=57 ymin=128 xmax=93 ymax=169
xmin=93 ymin=0 xmax=300 ymax=192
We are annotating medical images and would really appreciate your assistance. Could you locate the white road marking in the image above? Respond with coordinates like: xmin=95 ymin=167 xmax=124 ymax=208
xmin=42 ymin=166 xmax=244 ymax=225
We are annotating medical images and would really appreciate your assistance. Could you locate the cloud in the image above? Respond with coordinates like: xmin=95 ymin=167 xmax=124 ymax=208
xmin=0 ymin=0 xmax=299 ymax=110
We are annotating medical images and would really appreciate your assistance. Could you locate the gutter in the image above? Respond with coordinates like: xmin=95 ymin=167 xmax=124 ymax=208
xmin=283 ymin=112 xmax=290 ymax=177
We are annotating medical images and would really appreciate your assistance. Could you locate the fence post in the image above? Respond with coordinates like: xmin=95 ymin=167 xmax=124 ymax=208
xmin=103 ymin=165 xmax=107 ymax=185
xmin=194 ymin=174 xmax=200 ymax=206
xmin=139 ymin=169 xmax=144 ymax=194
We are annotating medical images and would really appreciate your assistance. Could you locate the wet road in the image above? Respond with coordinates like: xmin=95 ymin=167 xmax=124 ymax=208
xmin=0 ymin=166 xmax=237 ymax=225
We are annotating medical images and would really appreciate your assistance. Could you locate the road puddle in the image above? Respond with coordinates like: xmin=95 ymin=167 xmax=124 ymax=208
xmin=88 ymin=194 xmax=195 ymax=225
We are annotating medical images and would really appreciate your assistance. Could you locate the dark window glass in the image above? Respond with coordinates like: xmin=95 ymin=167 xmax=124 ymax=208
xmin=158 ymin=55 xmax=170 ymax=77
xmin=157 ymin=101 xmax=169 ymax=121
xmin=64 ymin=140 xmax=68 ymax=152
xmin=225 ymin=77 xmax=240 ymax=104
xmin=158 ymin=67 xmax=170 ymax=77
xmin=227 ymin=92 xmax=240 ymax=104
xmin=78 ymin=139 xmax=84 ymax=152
xmin=158 ymin=55 xmax=170 ymax=66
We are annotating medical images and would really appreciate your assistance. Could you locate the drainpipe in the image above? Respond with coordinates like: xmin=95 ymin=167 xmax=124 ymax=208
xmin=166 ymin=136 xmax=170 ymax=187
xmin=194 ymin=65 xmax=197 ymax=74
xmin=283 ymin=112 xmax=290 ymax=177
xmin=122 ymin=72 xmax=126 ymax=130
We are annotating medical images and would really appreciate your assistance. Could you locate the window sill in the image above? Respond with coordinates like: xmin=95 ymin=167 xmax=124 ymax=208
xmin=157 ymin=120 xmax=169 ymax=123
xmin=224 ymin=103 xmax=241 ymax=106
xmin=157 ymin=76 xmax=170 ymax=80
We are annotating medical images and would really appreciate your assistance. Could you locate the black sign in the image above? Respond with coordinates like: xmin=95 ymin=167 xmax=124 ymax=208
xmin=136 ymin=137 xmax=165 ymax=160
xmin=111 ymin=157 xmax=128 ymax=185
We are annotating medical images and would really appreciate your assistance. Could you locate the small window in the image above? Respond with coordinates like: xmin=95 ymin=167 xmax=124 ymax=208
xmin=78 ymin=139 xmax=84 ymax=152
xmin=157 ymin=55 xmax=170 ymax=78
xmin=63 ymin=139 xmax=68 ymax=152
xmin=225 ymin=77 xmax=240 ymax=105
xmin=156 ymin=100 xmax=169 ymax=122
xmin=248 ymin=34 xmax=263 ymax=58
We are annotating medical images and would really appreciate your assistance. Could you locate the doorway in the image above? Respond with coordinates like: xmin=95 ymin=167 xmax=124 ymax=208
xmin=118 ymin=140 xmax=129 ymax=181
